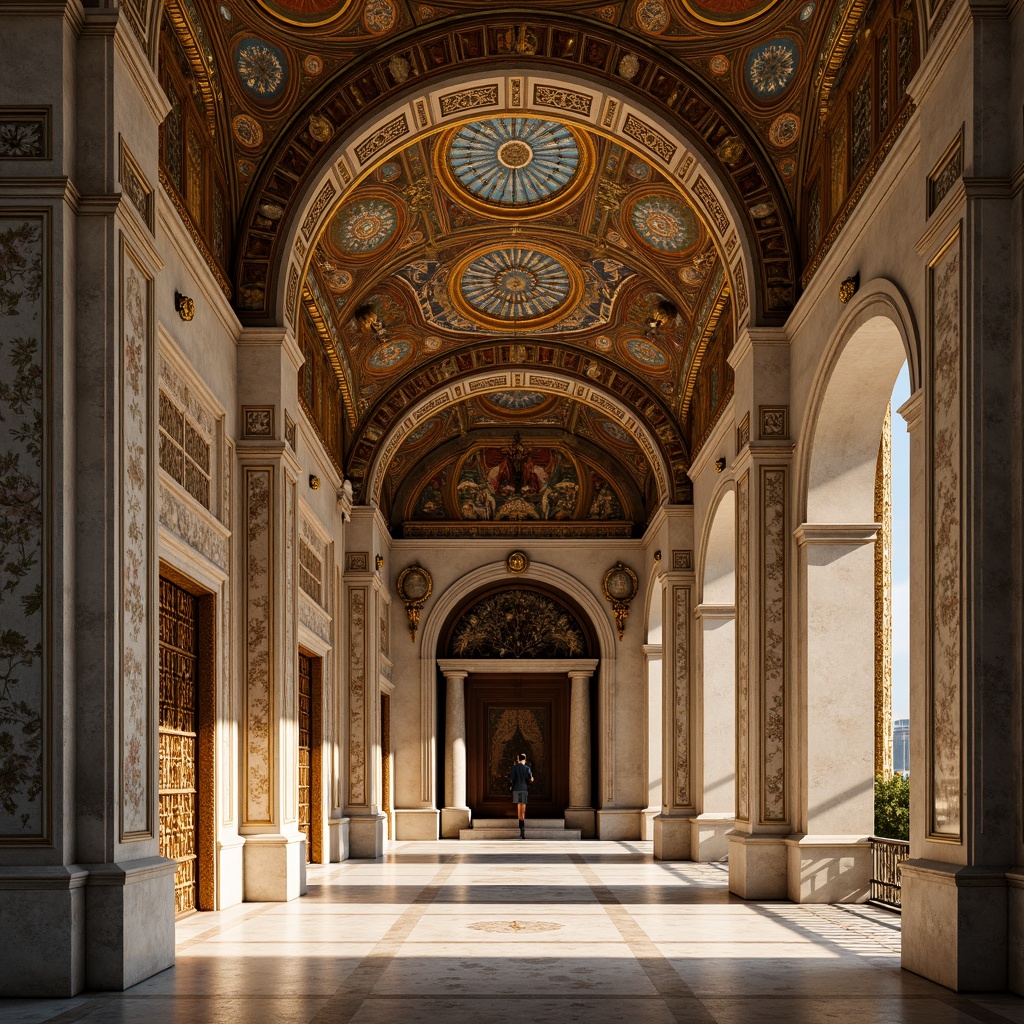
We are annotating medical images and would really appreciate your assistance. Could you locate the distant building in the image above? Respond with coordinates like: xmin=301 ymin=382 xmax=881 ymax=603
xmin=894 ymin=719 xmax=910 ymax=775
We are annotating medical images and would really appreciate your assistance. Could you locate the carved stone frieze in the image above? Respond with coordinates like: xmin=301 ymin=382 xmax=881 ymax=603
xmin=159 ymin=484 xmax=229 ymax=571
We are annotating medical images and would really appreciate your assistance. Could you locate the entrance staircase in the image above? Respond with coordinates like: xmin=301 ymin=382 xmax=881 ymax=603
xmin=459 ymin=818 xmax=582 ymax=841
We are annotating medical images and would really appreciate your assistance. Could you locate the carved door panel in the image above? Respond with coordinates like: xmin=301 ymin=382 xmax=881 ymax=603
xmin=159 ymin=577 xmax=199 ymax=915
xmin=465 ymin=674 xmax=569 ymax=819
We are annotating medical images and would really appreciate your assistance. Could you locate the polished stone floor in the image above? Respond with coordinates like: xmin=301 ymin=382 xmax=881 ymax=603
xmin=5 ymin=840 xmax=1024 ymax=1023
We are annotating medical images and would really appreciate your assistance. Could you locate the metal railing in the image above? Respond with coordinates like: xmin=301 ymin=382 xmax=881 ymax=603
xmin=869 ymin=836 xmax=910 ymax=910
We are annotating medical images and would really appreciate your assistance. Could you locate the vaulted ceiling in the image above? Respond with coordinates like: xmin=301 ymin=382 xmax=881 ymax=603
xmin=156 ymin=0 xmax=920 ymax=535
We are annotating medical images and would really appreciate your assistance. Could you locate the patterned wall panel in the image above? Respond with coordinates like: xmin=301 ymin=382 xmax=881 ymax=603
xmin=244 ymin=468 xmax=273 ymax=823
xmin=929 ymin=229 xmax=962 ymax=839
xmin=0 ymin=215 xmax=47 ymax=840
xmin=347 ymin=585 xmax=367 ymax=807
xmin=121 ymin=246 xmax=152 ymax=838
xmin=759 ymin=466 xmax=787 ymax=824
xmin=735 ymin=472 xmax=750 ymax=822
xmin=673 ymin=585 xmax=691 ymax=808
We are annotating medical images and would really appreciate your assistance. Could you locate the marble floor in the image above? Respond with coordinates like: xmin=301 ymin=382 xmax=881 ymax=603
xmin=4 ymin=840 xmax=1024 ymax=1024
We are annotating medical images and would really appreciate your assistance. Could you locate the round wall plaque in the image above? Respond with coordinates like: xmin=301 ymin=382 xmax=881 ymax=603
xmin=506 ymin=550 xmax=529 ymax=574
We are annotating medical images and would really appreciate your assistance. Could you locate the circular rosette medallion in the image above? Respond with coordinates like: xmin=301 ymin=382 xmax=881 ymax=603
xmin=233 ymin=37 xmax=290 ymax=104
xmin=329 ymin=198 xmax=400 ymax=256
xmin=437 ymin=117 xmax=592 ymax=218
xmin=745 ymin=38 xmax=800 ymax=102
xmin=452 ymin=246 xmax=583 ymax=330
xmin=628 ymin=195 xmax=701 ymax=253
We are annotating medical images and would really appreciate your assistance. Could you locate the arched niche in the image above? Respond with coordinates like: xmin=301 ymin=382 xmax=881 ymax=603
xmin=700 ymin=484 xmax=736 ymax=606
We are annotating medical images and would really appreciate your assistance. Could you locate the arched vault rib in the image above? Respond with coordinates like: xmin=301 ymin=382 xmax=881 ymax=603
xmin=237 ymin=19 xmax=796 ymax=329
xmin=363 ymin=370 xmax=677 ymax=510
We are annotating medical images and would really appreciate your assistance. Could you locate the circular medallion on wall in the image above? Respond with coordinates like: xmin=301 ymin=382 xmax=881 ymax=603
xmin=681 ymin=0 xmax=778 ymax=25
xmin=600 ymin=419 xmax=634 ymax=445
xmin=709 ymin=54 xmax=730 ymax=75
xmin=628 ymin=195 xmax=700 ymax=253
xmin=451 ymin=245 xmax=583 ymax=330
xmin=232 ymin=114 xmax=264 ymax=148
xmin=800 ymin=1 xmax=815 ymax=18
xmin=324 ymin=268 xmax=352 ymax=292
xmin=363 ymin=0 xmax=396 ymax=32
xmin=768 ymin=112 xmax=800 ymax=148
xmin=624 ymin=336 xmax=669 ymax=368
xmin=635 ymin=0 xmax=669 ymax=33
xmin=303 ymin=54 xmax=323 ymax=74
xmin=506 ymin=550 xmax=530 ymax=574
xmin=233 ymin=37 xmax=289 ymax=103
xmin=329 ymin=198 xmax=400 ymax=255
xmin=437 ymin=118 xmax=592 ymax=218
xmin=367 ymin=338 xmax=413 ymax=371
xmin=595 ymin=335 xmax=613 ymax=350
xmin=744 ymin=38 xmax=799 ymax=101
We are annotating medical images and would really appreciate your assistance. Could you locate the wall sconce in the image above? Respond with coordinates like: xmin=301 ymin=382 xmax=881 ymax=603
xmin=653 ymin=550 xmax=662 ymax=562
xmin=309 ymin=474 xmax=321 ymax=490
xmin=396 ymin=564 xmax=432 ymax=642
xmin=839 ymin=273 xmax=860 ymax=304
xmin=602 ymin=562 xmax=639 ymax=640
xmin=175 ymin=292 xmax=195 ymax=321
xmin=375 ymin=553 xmax=384 ymax=571
xmin=715 ymin=457 xmax=726 ymax=473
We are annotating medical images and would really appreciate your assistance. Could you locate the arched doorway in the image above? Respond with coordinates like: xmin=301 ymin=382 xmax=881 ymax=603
xmin=435 ymin=583 xmax=599 ymax=836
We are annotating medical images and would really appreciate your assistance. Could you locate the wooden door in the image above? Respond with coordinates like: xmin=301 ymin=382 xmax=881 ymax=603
xmin=465 ymin=674 xmax=569 ymax=819
xmin=159 ymin=577 xmax=199 ymax=915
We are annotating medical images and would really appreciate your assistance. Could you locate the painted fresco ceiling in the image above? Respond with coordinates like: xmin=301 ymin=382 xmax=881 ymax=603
xmin=157 ymin=0 xmax=921 ymax=535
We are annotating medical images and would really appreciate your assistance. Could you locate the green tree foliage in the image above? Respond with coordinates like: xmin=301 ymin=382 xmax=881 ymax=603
xmin=874 ymin=774 xmax=910 ymax=840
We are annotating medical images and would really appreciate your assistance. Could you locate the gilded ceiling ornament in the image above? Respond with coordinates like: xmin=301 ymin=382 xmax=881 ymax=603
xmin=768 ymin=112 xmax=801 ymax=148
xmin=389 ymin=55 xmax=410 ymax=82
xmin=253 ymin=0 xmax=353 ymax=27
xmin=303 ymin=54 xmax=323 ymax=75
xmin=745 ymin=38 xmax=799 ymax=99
xmin=800 ymin=1 xmax=815 ymax=19
xmin=628 ymin=195 xmax=700 ymax=252
xmin=618 ymin=53 xmax=641 ymax=80
xmin=449 ymin=590 xmax=585 ymax=658
xmin=308 ymin=114 xmax=332 ymax=142
xmin=635 ymin=0 xmax=669 ymax=33
xmin=232 ymin=114 xmax=263 ymax=147
xmin=709 ymin=54 xmax=730 ymax=75
xmin=330 ymin=198 xmax=399 ymax=254
xmin=506 ymin=551 xmax=529 ymax=574
xmin=233 ymin=38 xmax=288 ymax=102
xmin=682 ymin=0 xmax=779 ymax=25
xmin=715 ymin=135 xmax=745 ymax=166
xmin=363 ymin=0 xmax=396 ymax=33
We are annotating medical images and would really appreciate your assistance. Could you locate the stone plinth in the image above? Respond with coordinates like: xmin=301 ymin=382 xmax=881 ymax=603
xmin=784 ymin=835 xmax=870 ymax=903
xmin=728 ymin=833 xmax=788 ymax=899
xmin=242 ymin=835 xmax=307 ymax=902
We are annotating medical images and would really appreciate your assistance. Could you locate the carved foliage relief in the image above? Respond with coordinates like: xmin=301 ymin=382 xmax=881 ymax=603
xmin=348 ymin=586 xmax=367 ymax=806
xmin=122 ymin=251 xmax=150 ymax=836
xmin=760 ymin=467 xmax=786 ymax=823
xmin=930 ymin=233 xmax=961 ymax=838
xmin=244 ymin=468 xmax=273 ymax=822
xmin=673 ymin=586 xmax=691 ymax=808
xmin=0 ymin=217 xmax=45 ymax=838
xmin=735 ymin=472 xmax=750 ymax=821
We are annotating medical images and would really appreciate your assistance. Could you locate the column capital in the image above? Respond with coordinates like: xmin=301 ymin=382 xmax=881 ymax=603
xmin=897 ymin=389 xmax=924 ymax=430
xmin=793 ymin=522 xmax=880 ymax=547
xmin=695 ymin=602 xmax=736 ymax=620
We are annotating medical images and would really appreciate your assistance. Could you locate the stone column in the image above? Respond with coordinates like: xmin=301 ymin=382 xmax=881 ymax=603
xmin=641 ymin=644 xmax=663 ymax=839
xmin=565 ymin=669 xmax=595 ymax=838
xmin=654 ymin=572 xmax=697 ymax=859
xmin=440 ymin=669 xmax=470 ymax=837
xmin=691 ymin=603 xmax=735 ymax=861
xmin=727 ymin=327 xmax=794 ymax=897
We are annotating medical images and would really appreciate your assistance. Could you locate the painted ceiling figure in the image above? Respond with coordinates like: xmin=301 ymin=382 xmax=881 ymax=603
xmin=152 ymin=0 xmax=920 ymax=537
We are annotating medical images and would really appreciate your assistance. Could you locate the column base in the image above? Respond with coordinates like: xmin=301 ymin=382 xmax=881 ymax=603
xmin=728 ymin=832 xmax=788 ymax=898
xmin=242 ymin=834 xmax=307 ymax=901
xmin=348 ymin=813 xmax=387 ymax=858
xmin=596 ymin=808 xmax=642 ymax=840
xmin=329 ymin=815 xmax=350 ymax=862
xmin=565 ymin=807 xmax=595 ymax=839
xmin=653 ymin=813 xmax=693 ymax=860
xmin=0 ymin=865 xmax=88 ymax=996
xmin=216 ymin=835 xmax=245 ymax=909
xmin=689 ymin=814 xmax=734 ymax=862
xmin=85 ymin=857 xmax=177 ymax=990
xmin=901 ymin=859 xmax=1008 ymax=991
xmin=641 ymin=807 xmax=658 ymax=841
xmin=784 ymin=834 xmax=870 ymax=902
xmin=395 ymin=809 xmax=440 ymax=840
xmin=440 ymin=806 xmax=471 ymax=838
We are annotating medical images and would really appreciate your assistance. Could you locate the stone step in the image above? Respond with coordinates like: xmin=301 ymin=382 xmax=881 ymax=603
xmin=471 ymin=818 xmax=567 ymax=829
xmin=459 ymin=827 xmax=583 ymax=841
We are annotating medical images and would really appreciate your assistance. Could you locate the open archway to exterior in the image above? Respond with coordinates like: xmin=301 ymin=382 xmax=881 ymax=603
xmin=642 ymin=574 xmax=664 ymax=839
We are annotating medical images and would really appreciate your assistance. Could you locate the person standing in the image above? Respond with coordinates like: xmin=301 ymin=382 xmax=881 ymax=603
xmin=510 ymin=753 xmax=534 ymax=839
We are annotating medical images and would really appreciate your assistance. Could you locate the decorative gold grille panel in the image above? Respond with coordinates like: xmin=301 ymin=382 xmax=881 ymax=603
xmin=159 ymin=578 xmax=199 ymax=915
xmin=298 ymin=653 xmax=312 ymax=863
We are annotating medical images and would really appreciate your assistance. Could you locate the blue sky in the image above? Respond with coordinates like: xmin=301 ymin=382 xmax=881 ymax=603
xmin=891 ymin=363 xmax=911 ymax=721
